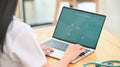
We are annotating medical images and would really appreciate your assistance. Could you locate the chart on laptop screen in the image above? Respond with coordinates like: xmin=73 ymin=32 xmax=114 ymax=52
xmin=53 ymin=7 xmax=106 ymax=49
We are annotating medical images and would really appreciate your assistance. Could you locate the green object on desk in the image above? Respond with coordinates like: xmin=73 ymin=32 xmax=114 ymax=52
xmin=83 ymin=60 xmax=120 ymax=67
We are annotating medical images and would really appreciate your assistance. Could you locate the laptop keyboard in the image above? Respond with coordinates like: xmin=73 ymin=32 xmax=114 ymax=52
xmin=43 ymin=39 xmax=91 ymax=56
xmin=43 ymin=39 xmax=69 ymax=51
xmin=79 ymin=48 xmax=90 ymax=56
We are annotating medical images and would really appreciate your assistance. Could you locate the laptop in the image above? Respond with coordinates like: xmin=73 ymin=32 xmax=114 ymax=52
xmin=43 ymin=7 xmax=106 ymax=63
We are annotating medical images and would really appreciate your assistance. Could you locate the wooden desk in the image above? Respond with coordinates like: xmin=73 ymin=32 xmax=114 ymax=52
xmin=34 ymin=26 xmax=120 ymax=67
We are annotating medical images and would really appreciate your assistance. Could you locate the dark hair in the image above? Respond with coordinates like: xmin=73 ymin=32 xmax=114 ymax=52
xmin=0 ymin=0 xmax=18 ymax=53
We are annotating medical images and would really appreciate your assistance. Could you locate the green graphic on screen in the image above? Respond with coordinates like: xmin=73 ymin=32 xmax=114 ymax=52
xmin=53 ymin=7 xmax=106 ymax=49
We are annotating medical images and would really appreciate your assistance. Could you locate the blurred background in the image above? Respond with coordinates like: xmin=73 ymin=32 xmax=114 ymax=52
xmin=16 ymin=0 xmax=120 ymax=38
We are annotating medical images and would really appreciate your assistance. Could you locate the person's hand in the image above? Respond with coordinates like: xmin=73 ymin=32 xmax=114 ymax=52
xmin=61 ymin=44 xmax=85 ymax=63
xmin=40 ymin=45 xmax=54 ymax=55
xmin=43 ymin=44 xmax=85 ymax=67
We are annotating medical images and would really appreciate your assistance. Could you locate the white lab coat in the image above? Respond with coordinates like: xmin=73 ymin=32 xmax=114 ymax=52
xmin=0 ymin=17 xmax=47 ymax=67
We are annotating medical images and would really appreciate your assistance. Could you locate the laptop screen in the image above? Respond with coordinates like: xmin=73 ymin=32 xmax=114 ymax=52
xmin=53 ymin=7 xmax=106 ymax=49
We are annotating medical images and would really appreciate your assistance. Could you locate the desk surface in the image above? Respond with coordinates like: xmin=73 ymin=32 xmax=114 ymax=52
xmin=34 ymin=26 xmax=120 ymax=67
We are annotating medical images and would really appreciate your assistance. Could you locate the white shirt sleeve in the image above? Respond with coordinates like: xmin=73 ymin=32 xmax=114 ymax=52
xmin=11 ymin=25 xmax=47 ymax=67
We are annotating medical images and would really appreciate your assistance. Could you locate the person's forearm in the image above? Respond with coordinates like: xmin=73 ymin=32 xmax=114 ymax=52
xmin=43 ymin=59 xmax=70 ymax=67
xmin=53 ymin=59 xmax=70 ymax=67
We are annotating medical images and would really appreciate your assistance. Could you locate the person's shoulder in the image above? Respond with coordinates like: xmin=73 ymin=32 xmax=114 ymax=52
xmin=11 ymin=17 xmax=32 ymax=33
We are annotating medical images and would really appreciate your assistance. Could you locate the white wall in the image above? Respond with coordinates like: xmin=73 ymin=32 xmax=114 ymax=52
xmin=99 ymin=0 xmax=120 ymax=37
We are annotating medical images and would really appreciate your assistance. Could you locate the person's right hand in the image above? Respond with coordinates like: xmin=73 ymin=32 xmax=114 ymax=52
xmin=61 ymin=44 xmax=85 ymax=63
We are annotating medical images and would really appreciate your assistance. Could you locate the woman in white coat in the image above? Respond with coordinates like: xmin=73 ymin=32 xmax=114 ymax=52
xmin=0 ymin=0 xmax=85 ymax=67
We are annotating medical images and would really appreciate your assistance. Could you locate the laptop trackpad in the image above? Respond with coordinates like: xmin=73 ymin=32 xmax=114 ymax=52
xmin=49 ymin=48 xmax=64 ymax=59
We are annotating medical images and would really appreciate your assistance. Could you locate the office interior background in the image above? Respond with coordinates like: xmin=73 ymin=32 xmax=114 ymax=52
xmin=16 ymin=0 xmax=120 ymax=38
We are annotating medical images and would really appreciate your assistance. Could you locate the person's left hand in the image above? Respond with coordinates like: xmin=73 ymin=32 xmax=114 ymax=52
xmin=40 ymin=45 xmax=54 ymax=55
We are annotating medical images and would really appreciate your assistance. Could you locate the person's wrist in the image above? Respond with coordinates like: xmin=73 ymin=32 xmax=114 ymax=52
xmin=60 ymin=57 xmax=71 ymax=66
